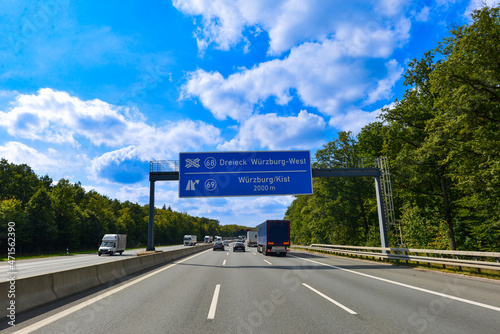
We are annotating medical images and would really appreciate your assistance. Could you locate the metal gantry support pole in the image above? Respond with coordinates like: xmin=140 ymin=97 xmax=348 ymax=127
xmin=147 ymin=179 xmax=156 ymax=251
xmin=375 ymin=176 xmax=389 ymax=250
xmin=147 ymin=169 xmax=179 ymax=251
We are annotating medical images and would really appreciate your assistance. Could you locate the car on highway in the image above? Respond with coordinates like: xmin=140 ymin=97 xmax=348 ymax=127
xmin=233 ymin=241 xmax=245 ymax=252
xmin=213 ymin=241 xmax=225 ymax=251
xmin=223 ymin=240 xmax=229 ymax=246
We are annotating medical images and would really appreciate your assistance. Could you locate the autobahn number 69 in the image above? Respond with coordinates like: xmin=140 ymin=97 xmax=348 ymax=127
xmin=205 ymin=179 xmax=217 ymax=191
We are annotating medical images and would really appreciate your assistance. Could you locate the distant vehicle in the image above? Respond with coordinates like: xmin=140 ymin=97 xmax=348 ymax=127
xmin=204 ymin=236 xmax=213 ymax=243
xmin=213 ymin=241 xmax=225 ymax=251
xmin=233 ymin=241 xmax=245 ymax=252
xmin=257 ymin=220 xmax=290 ymax=256
xmin=223 ymin=240 xmax=229 ymax=246
xmin=184 ymin=235 xmax=197 ymax=246
xmin=246 ymin=230 xmax=257 ymax=247
xmin=98 ymin=234 xmax=127 ymax=256
xmin=215 ymin=236 xmax=222 ymax=242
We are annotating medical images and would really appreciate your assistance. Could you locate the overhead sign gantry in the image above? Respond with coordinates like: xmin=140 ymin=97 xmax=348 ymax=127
xmin=148 ymin=152 xmax=389 ymax=252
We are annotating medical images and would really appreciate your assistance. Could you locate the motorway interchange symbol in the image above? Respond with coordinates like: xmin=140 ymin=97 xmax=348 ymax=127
xmin=185 ymin=158 xmax=200 ymax=168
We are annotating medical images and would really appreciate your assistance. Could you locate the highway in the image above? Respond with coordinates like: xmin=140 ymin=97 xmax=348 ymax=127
xmin=0 ymin=245 xmax=186 ymax=281
xmin=2 ymin=248 xmax=500 ymax=333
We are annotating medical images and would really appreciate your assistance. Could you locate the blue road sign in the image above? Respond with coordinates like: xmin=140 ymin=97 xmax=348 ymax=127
xmin=179 ymin=151 xmax=312 ymax=197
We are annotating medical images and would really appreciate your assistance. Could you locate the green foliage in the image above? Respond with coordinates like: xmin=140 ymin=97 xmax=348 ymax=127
xmin=287 ymin=132 xmax=379 ymax=246
xmin=377 ymin=5 xmax=499 ymax=251
xmin=287 ymin=6 xmax=500 ymax=252
xmin=25 ymin=187 xmax=57 ymax=254
xmin=400 ymin=204 xmax=449 ymax=249
xmin=0 ymin=158 xmax=51 ymax=204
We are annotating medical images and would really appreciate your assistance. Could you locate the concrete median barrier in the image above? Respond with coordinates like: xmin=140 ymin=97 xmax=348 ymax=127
xmin=96 ymin=260 xmax=127 ymax=284
xmin=52 ymin=266 xmax=100 ymax=299
xmin=153 ymin=252 xmax=166 ymax=265
xmin=140 ymin=253 xmax=157 ymax=269
xmin=122 ymin=256 xmax=144 ymax=275
xmin=161 ymin=250 xmax=174 ymax=263
xmin=1 ymin=274 xmax=58 ymax=314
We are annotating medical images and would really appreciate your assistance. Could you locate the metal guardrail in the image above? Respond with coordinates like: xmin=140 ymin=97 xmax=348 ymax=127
xmin=150 ymin=160 xmax=179 ymax=172
xmin=292 ymin=244 xmax=500 ymax=274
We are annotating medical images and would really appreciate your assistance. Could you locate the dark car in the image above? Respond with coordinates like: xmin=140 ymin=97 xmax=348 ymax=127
xmin=233 ymin=242 xmax=245 ymax=252
xmin=213 ymin=241 xmax=225 ymax=251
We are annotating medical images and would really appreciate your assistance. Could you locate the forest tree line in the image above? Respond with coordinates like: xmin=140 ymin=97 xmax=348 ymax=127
xmin=286 ymin=6 xmax=499 ymax=252
xmin=0 ymin=158 xmax=246 ymax=256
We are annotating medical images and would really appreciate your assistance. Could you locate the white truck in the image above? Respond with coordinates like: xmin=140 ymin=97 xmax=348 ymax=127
xmin=184 ymin=235 xmax=197 ymax=246
xmin=204 ymin=235 xmax=213 ymax=243
xmin=247 ymin=230 xmax=258 ymax=247
xmin=98 ymin=234 xmax=127 ymax=256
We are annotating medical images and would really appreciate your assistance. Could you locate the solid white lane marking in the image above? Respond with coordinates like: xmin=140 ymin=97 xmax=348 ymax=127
xmin=302 ymin=283 xmax=358 ymax=315
xmin=263 ymin=259 xmax=272 ymax=265
xmin=222 ymin=260 xmax=226 ymax=266
xmin=207 ymin=284 xmax=221 ymax=320
xmin=290 ymin=255 xmax=500 ymax=312
xmin=13 ymin=249 xmax=212 ymax=334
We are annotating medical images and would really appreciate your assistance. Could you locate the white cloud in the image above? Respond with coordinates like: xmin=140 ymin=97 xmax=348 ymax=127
xmin=173 ymin=0 xmax=411 ymax=55
xmin=218 ymin=110 xmax=326 ymax=151
xmin=0 ymin=88 xmax=128 ymax=146
xmin=87 ymin=146 xmax=138 ymax=182
xmin=177 ymin=0 xmax=412 ymax=129
xmin=181 ymin=69 xmax=256 ymax=121
xmin=114 ymin=183 xmax=151 ymax=204
xmin=223 ymin=196 xmax=294 ymax=226
xmin=173 ymin=0 xmax=249 ymax=52
xmin=329 ymin=108 xmax=385 ymax=135
xmin=335 ymin=17 xmax=410 ymax=58
xmin=0 ymin=141 xmax=64 ymax=172
xmin=464 ymin=0 xmax=499 ymax=18
xmin=365 ymin=60 xmax=404 ymax=105
xmin=413 ymin=6 xmax=431 ymax=22
xmin=0 ymin=88 xmax=222 ymax=157
xmin=182 ymin=37 xmax=405 ymax=121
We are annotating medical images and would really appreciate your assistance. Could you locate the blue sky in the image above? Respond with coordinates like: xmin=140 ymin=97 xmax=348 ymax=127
xmin=0 ymin=0 xmax=496 ymax=227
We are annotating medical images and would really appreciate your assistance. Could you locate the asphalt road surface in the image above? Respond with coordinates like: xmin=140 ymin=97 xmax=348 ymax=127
xmin=2 ymin=248 xmax=500 ymax=333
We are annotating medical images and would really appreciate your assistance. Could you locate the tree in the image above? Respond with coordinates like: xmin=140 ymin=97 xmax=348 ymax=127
xmin=52 ymin=179 xmax=81 ymax=251
xmin=286 ymin=132 xmax=378 ymax=246
xmin=424 ymin=6 xmax=500 ymax=250
xmin=379 ymin=50 xmax=459 ymax=249
xmin=0 ymin=198 xmax=27 ymax=255
xmin=0 ymin=159 xmax=47 ymax=204
xmin=25 ymin=188 xmax=57 ymax=253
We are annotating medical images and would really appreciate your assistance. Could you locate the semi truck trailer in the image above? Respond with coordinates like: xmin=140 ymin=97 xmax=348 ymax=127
xmin=184 ymin=235 xmax=197 ymax=246
xmin=246 ymin=230 xmax=258 ymax=247
xmin=257 ymin=220 xmax=290 ymax=256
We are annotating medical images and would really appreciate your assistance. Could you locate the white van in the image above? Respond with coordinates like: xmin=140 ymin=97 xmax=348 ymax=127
xmin=98 ymin=234 xmax=127 ymax=256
